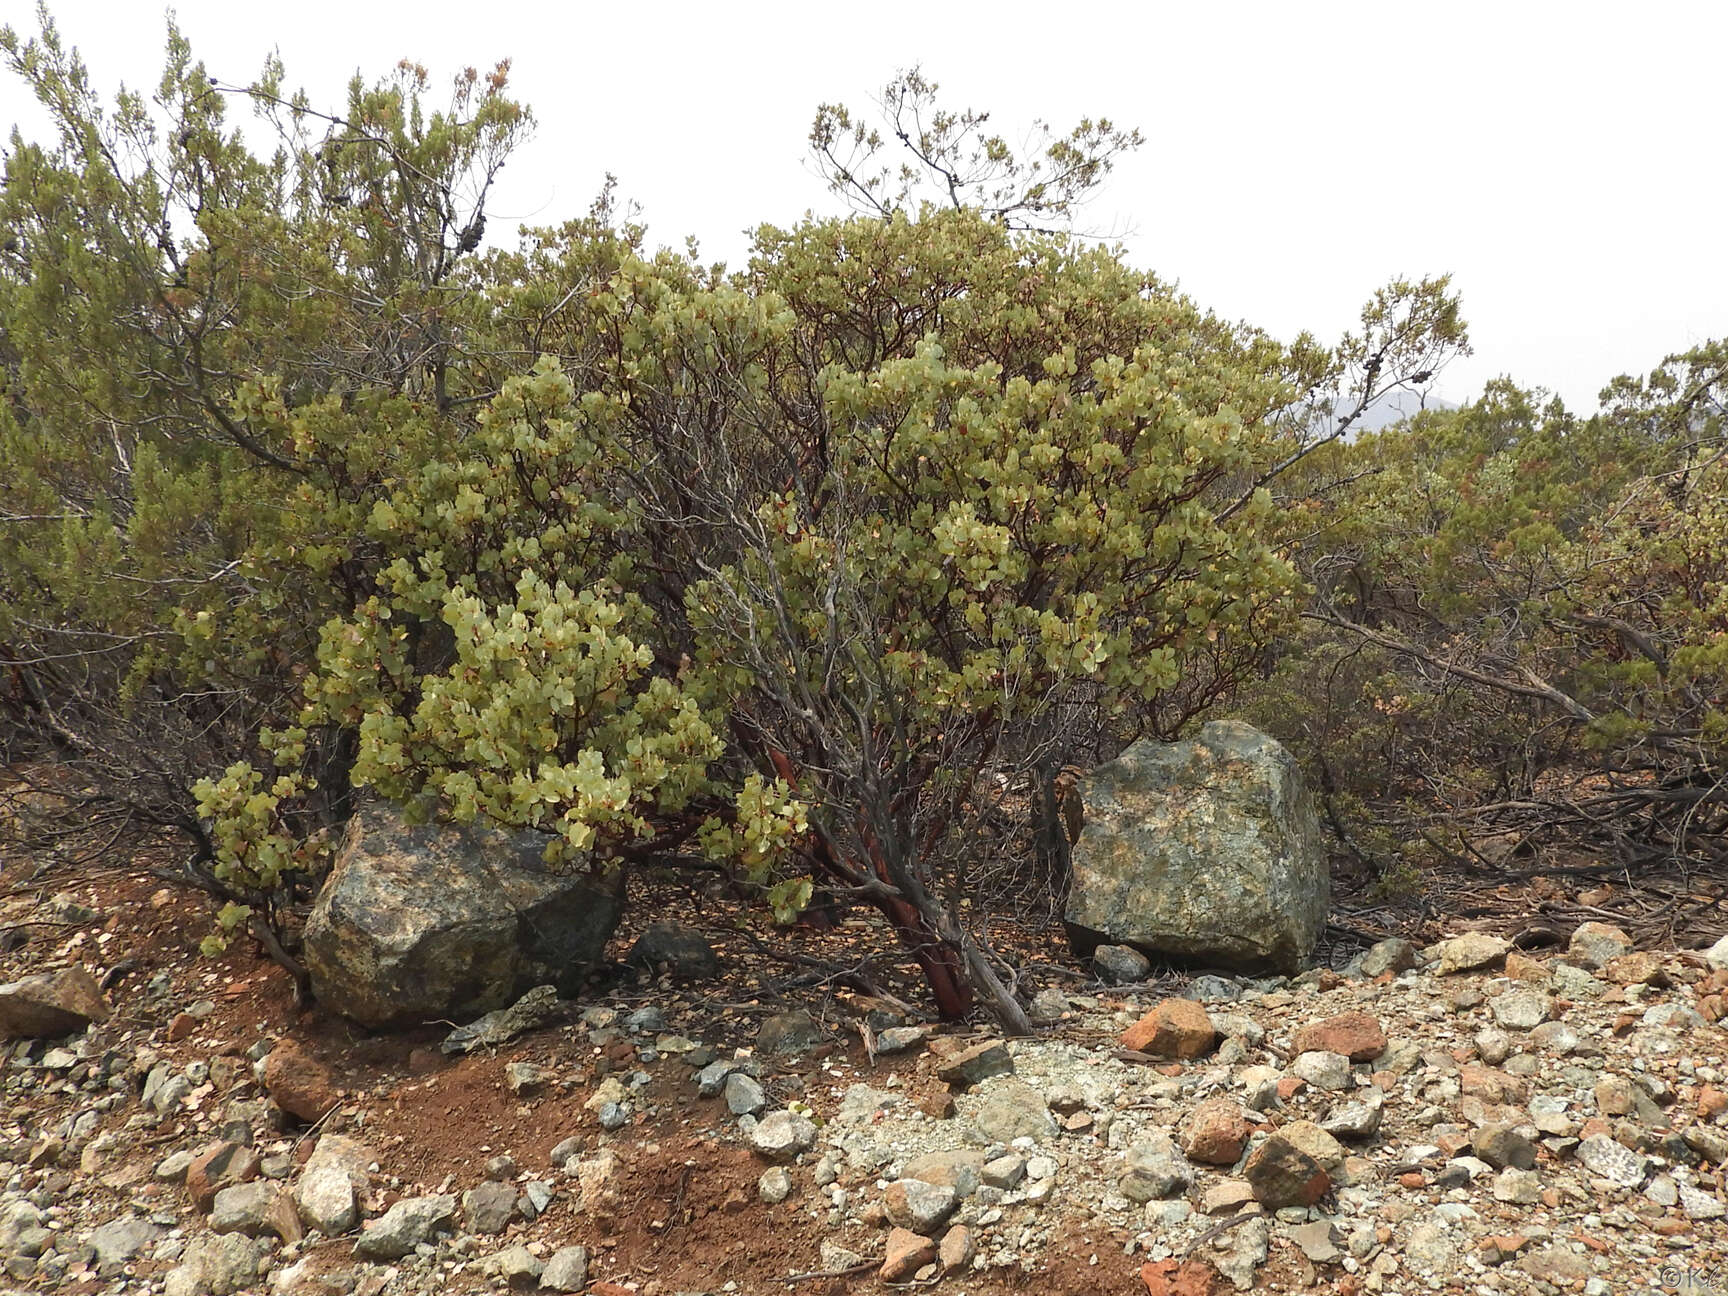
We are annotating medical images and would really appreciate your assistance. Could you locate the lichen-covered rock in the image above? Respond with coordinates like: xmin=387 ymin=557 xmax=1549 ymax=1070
xmin=1063 ymin=722 xmax=1328 ymax=973
xmin=303 ymin=802 xmax=622 ymax=1027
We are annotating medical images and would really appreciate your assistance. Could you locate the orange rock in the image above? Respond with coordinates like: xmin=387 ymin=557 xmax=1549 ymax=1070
xmin=1141 ymin=1258 xmax=1227 ymax=1296
xmin=881 ymin=1227 xmax=938 ymax=1281
xmin=262 ymin=1041 xmax=341 ymax=1123
xmin=1652 ymin=1218 xmax=1692 ymax=1237
xmin=1398 ymin=1172 xmax=1425 ymax=1189
xmin=1290 ymin=1011 xmax=1387 ymax=1062
xmin=186 ymin=1141 xmax=261 ymax=1213
xmin=1276 ymin=1076 xmax=1307 ymax=1101
xmin=166 ymin=1013 xmax=198 ymax=1043
xmin=1182 ymin=1097 xmax=1253 ymax=1165
xmin=1460 ymin=1065 xmax=1529 ymax=1103
xmin=1481 ymin=1233 xmax=1529 ymax=1254
xmin=1120 ymin=999 xmax=1218 ymax=1059
xmin=1699 ymin=1086 xmax=1727 ymax=1119
xmin=938 ymin=1225 xmax=973 ymax=1273
xmin=1503 ymin=952 xmax=1548 ymax=981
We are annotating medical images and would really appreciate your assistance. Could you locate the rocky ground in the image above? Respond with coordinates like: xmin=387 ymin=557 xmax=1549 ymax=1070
xmin=2 ymin=873 xmax=1727 ymax=1296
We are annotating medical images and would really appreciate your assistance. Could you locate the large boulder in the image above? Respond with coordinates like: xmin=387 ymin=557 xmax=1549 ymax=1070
xmin=0 ymin=965 xmax=109 ymax=1039
xmin=1063 ymin=721 xmax=1327 ymax=973
xmin=303 ymin=802 xmax=623 ymax=1027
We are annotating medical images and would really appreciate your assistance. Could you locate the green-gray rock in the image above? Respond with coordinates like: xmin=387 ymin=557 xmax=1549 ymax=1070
xmin=1064 ymin=721 xmax=1328 ymax=973
xmin=304 ymin=802 xmax=622 ymax=1028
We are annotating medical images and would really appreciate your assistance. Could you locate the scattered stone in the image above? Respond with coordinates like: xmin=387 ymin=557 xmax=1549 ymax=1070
xmin=971 ymin=1078 xmax=1055 ymax=1143
xmin=209 ymin=1181 xmax=279 ymax=1236
xmin=1472 ymin=1124 xmax=1537 ymax=1170
xmin=938 ymin=1224 xmax=974 ymax=1273
xmin=262 ymin=1042 xmax=341 ymax=1123
xmin=493 ymin=1244 xmax=544 ymax=1288
xmin=1704 ymin=933 xmax=1728 ymax=972
xmin=875 ymin=1026 xmax=931 ymax=1054
xmin=295 ymin=1164 xmax=358 ymax=1236
xmin=1201 ymin=1181 xmax=1256 ymax=1214
xmin=1518 ymin=1246 xmax=1592 ymax=1285
xmin=1182 ymin=1097 xmax=1253 ymax=1164
xmin=758 ymin=1167 xmax=792 ymax=1203
xmin=1289 ymin=1050 xmax=1352 ymax=1091
xmin=463 ymin=1180 xmax=518 ymax=1234
xmin=1213 ymin=1215 xmax=1270 ymax=1290
xmin=1288 ymin=1220 xmax=1341 ymax=1264
xmin=1359 ymin=937 xmax=1419 ymax=977
xmin=1567 ymin=921 xmax=1634 ymax=970
xmin=933 ymin=1038 xmax=1014 ymax=1087
xmin=1595 ymin=1075 xmax=1663 ymax=1122
xmin=884 ymin=1179 xmax=957 ymax=1233
xmin=1120 ymin=1133 xmax=1194 ymax=1202
xmin=1320 ymin=1090 xmax=1384 ymax=1139
xmin=504 ymin=1061 xmax=551 ymax=1095
xmin=1120 ymin=998 xmax=1218 ymax=1059
xmin=1603 ymin=951 xmax=1667 ymax=985
xmin=87 ymin=1216 xmax=161 ymax=1271
xmin=751 ymin=1109 xmax=818 ymax=1162
xmin=1290 ymin=1011 xmax=1386 ymax=1061
xmin=757 ymin=1010 xmax=824 ymax=1056
xmin=1576 ymin=1133 xmax=1647 ymax=1187
xmin=542 ymin=1245 xmax=590 ymax=1292
xmin=1242 ymin=1134 xmax=1329 ymax=1208
xmin=354 ymin=1193 xmax=457 ymax=1260
xmin=1434 ymin=933 xmax=1510 ymax=974
xmin=187 ymin=1142 xmax=263 ymax=1213
xmin=902 ymin=1150 xmax=986 ymax=1196
xmin=1094 ymin=944 xmax=1152 ymax=983
xmin=1490 ymin=987 xmax=1555 ymax=1030
xmin=881 ymin=1228 xmax=937 ymax=1281
xmin=1678 ymin=1182 xmax=1726 ymax=1220
xmin=724 ymin=1071 xmax=767 ymax=1116
xmin=163 ymin=1233 xmax=269 ymax=1296
xmin=626 ymin=921 xmax=720 ymax=979
xmin=1139 ymin=1257 xmax=1228 ymax=1296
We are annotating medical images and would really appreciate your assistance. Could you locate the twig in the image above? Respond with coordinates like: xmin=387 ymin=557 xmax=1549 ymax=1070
xmin=783 ymin=1259 xmax=878 ymax=1283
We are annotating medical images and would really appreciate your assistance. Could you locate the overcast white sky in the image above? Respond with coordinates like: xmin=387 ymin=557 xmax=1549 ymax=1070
xmin=5 ymin=1 xmax=1725 ymax=412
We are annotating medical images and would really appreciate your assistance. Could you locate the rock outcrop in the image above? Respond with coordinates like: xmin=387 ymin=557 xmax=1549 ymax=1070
xmin=302 ymin=801 xmax=623 ymax=1027
xmin=1064 ymin=721 xmax=1328 ymax=973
